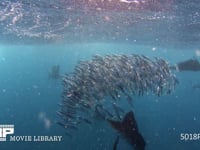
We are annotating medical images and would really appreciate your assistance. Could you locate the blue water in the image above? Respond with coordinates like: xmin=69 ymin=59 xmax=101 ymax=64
xmin=0 ymin=44 xmax=200 ymax=150
xmin=1 ymin=0 xmax=200 ymax=150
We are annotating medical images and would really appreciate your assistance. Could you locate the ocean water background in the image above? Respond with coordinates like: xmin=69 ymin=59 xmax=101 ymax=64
xmin=1 ymin=0 xmax=200 ymax=150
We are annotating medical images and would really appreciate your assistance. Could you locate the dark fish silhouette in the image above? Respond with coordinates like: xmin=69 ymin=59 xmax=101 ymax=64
xmin=192 ymin=83 xmax=200 ymax=90
xmin=49 ymin=65 xmax=60 ymax=79
xmin=177 ymin=59 xmax=200 ymax=71
xmin=107 ymin=111 xmax=146 ymax=150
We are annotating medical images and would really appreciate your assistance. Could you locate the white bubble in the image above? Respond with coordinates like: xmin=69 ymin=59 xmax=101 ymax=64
xmin=38 ymin=111 xmax=45 ymax=120
xmin=32 ymin=85 xmax=38 ymax=89
xmin=38 ymin=111 xmax=51 ymax=130
xmin=195 ymin=50 xmax=200 ymax=57
xmin=44 ymin=118 xmax=51 ymax=130
xmin=152 ymin=47 xmax=156 ymax=51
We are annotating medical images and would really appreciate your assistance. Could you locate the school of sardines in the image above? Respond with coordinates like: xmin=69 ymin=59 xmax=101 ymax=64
xmin=57 ymin=54 xmax=178 ymax=134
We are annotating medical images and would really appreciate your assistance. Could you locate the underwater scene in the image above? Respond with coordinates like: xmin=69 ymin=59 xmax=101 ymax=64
xmin=0 ymin=0 xmax=200 ymax=150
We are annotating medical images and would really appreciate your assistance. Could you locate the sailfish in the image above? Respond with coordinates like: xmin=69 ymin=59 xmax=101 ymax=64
xmin=107 ymin=111 xmax=146 ymax=150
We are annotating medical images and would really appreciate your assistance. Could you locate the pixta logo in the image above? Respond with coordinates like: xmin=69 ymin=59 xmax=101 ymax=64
xmin=0 ymin=125 xmax=14 ymax=141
